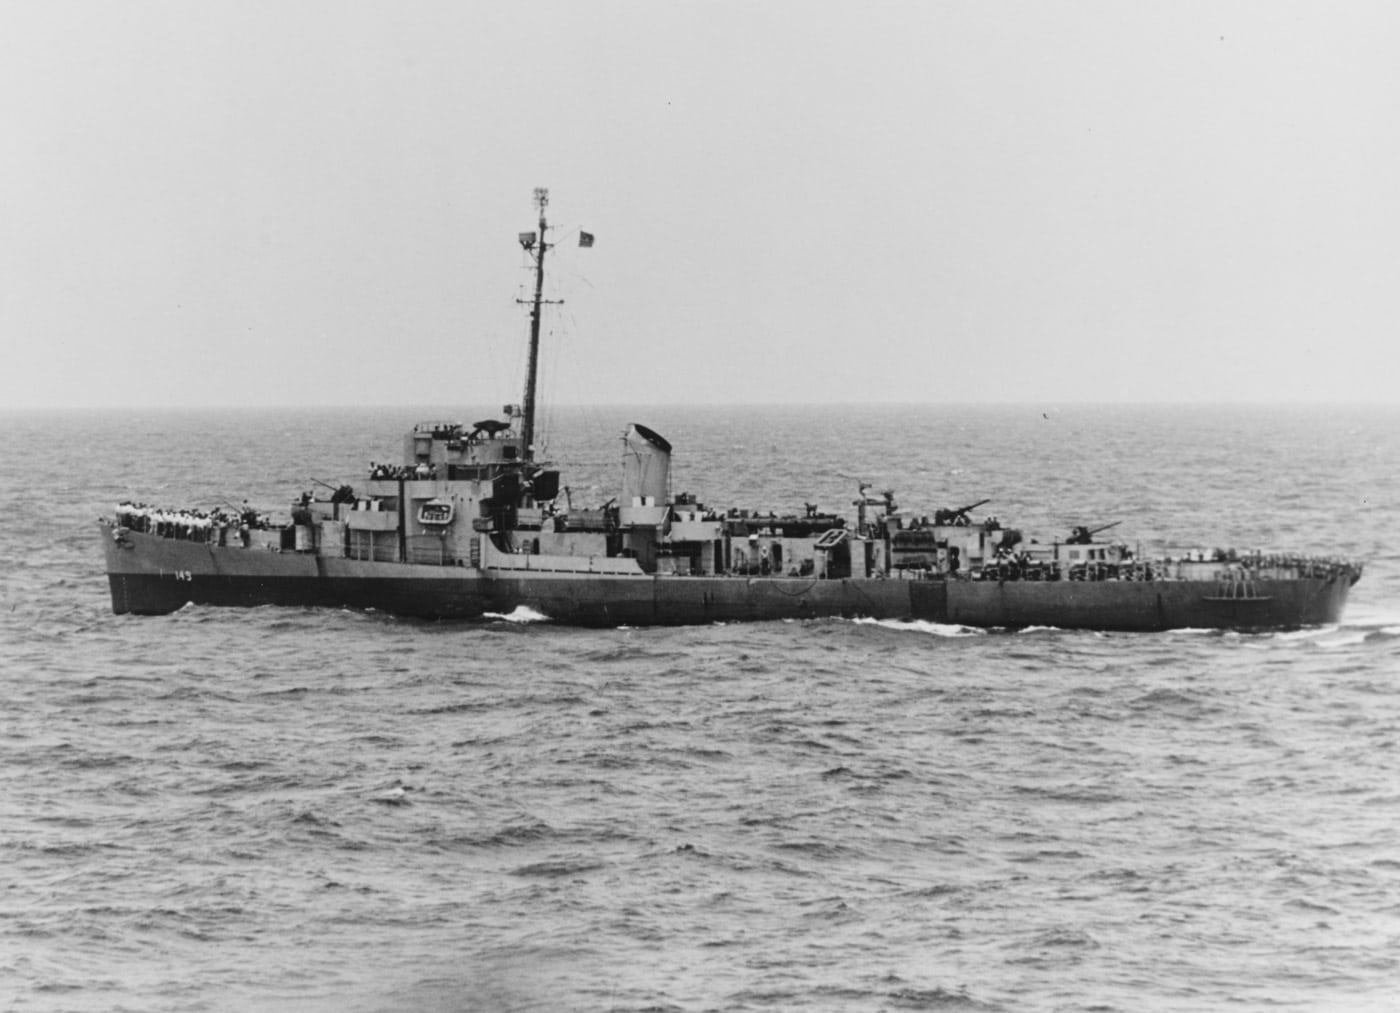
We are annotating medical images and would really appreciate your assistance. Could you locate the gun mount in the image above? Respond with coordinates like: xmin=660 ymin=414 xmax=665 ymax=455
xmin=935 ymin=498 xmax=991 ymax=526
xmin=1066 ymin=521 xmax=1121 ymax=545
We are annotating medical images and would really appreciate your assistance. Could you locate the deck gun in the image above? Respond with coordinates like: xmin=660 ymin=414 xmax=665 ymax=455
xmin=935 ymin=498 xmax=991 ymax=526
xmin=1066 ymin=521 xmax=1121 ymax=545
xmin=312 ymin=478 xmax=357 ymax=504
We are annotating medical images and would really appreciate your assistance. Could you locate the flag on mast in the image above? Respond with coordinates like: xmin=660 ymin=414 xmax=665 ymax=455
xmin=578 ymin=231 xmax=595 ymax=248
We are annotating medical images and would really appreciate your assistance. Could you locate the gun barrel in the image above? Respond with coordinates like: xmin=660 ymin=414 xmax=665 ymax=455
xmin=956 ymin=498 xmax=992 ymax=514
xmin=1089 ymin=521 xmax=1122 ymax=536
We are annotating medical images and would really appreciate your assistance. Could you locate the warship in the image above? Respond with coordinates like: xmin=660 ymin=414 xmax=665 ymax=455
xmin=100 ymin=190 xmax=1362 ymax=630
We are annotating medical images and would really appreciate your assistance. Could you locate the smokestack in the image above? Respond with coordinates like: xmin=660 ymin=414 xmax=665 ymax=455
xmin=622 ymin=423 xmax=672 ymax=505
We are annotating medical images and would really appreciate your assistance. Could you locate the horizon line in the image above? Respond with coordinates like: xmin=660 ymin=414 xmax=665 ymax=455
xmin=4 ymin=399 xmax=1398 ymax=414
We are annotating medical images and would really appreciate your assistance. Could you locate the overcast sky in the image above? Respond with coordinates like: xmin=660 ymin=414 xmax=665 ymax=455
xmin=3 ymin=1 xmax=1397 ymax=410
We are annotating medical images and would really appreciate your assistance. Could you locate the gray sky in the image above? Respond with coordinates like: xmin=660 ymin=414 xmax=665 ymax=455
xmin=3 ymin=1 xmax=1397 ymax=409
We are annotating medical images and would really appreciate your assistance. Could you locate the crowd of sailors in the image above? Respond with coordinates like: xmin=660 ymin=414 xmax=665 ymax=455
xmin=113 ymin=501 xmax=270 ymax=542
xmin=971 ymin=559 xmax=1158 ymax=582
xmin=369 ymin=461 xmax=437 ymax=481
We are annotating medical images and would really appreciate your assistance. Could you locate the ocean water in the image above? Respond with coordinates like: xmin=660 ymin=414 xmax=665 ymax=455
xmin=2 ymin=403 xmax=1399 ymax=1012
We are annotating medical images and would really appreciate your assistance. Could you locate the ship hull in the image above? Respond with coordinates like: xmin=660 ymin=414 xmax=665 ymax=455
xmin=102 ymin=523 xmax=1353 ymax=631
xmin=940 ymin=576 xmax=1352 ymax=631
xmin=102 ymin=524 xmax=491 ymax=619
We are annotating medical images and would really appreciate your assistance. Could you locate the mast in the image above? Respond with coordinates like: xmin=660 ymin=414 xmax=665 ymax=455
xmin=520 ymin=186 xmax=550 ymax=462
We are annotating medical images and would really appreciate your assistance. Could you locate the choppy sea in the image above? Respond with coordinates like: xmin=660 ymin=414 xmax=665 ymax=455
xmin=2 ymin=403 xmax=1398 ymax=1012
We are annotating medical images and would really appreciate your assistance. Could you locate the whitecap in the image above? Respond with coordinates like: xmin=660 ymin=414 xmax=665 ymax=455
xmin=483 ymin=606 xmax=552 ymax=623
xmin=850 ymin=617 xmax=984 ymax=637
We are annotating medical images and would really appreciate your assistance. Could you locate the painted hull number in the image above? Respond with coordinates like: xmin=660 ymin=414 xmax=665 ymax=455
xmin=173 ymin=570 xmax=193 ymax=582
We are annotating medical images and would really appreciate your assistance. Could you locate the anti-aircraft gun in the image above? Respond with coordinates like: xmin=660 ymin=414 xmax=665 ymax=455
xmin=934 ymin=498 xmax=990 ymax=527
xmin=1066 ymin=521 xmax=1121 ymax=545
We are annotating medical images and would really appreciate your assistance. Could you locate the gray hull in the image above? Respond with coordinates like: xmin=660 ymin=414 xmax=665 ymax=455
xmin=102 ymin=523 xmax=1354 ymax=631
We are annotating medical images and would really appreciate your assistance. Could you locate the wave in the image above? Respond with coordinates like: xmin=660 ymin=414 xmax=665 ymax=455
xmin=482 ymin=605 xmax=551 ymax=624
xmin=509 ymin=858 xmax=606 ymax=878
xmin=1276 ymin=625 xmax=1340 ymax=641
xmin=1273 ymin=622 xmax=1400 ymax=648
xmin=1338 ymin=619 xmax=1400 ymax=640
xmin=1312 ymin=631 xmax=1371 ymax=649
